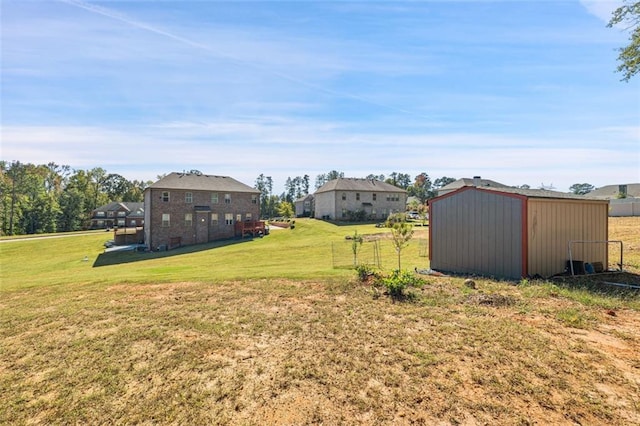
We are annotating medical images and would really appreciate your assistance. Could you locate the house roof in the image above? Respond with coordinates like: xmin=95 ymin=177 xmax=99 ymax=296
xmin=440 ymin=185 xmax=608 ymax=202
xmin=438 ymin=177 xmax=509 ymax=192
xmin=148 ymin=172 xmax=259 ymax=193
xmin=586 ymin=183 xmax=640 ymax=199
xmin=315 ymin=178 xmax=406 ymax=194
xmin=94 ymin=201 xmax=143 ymax=213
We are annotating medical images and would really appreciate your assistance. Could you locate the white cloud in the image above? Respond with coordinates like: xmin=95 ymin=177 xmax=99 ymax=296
xmin=3 ymin=123 xmax=638 ymax=193
xmin=579 ymin=0 xmax=622 ymax=23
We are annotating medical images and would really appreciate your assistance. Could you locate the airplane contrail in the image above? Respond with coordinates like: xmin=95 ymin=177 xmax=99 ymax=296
xmin=58 ymin=0 xmax=431 ymax=120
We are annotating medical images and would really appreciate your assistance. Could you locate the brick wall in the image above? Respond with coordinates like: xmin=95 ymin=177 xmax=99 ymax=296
xmin=146 ymin=188 xmax=260 ymax=250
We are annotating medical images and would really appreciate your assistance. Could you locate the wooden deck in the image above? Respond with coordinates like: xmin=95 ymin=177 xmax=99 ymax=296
xmin=235 ymin=220 xmax=268 ymax=238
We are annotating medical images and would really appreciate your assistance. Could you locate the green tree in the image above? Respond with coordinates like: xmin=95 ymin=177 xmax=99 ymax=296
xmin=386 ymin=214 xmax=414 ymax=271
xmin=351 ymin=230 xmax=363 ymax=267
xmin=407 ymin=173 xmax=433 ymax=204
xmin=433 ymin=176 xmax=456 ymax=190
xmin=608 ymin=1 xmax=640 ymax=81
xmin=277 ymin=201 xmax=294 ymax=218
xmin=569 ymin=183 xmax=595 ymax=195
xmin=255 ymin=174 xmax=274 ymax=218
xmin=315 ymin=170 xmax=344 ymax=189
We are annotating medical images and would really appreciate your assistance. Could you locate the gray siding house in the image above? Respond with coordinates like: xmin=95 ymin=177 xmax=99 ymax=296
xmin=294 ymin=194 xmax=314 ymax=217
xmin=144 ymin=172 xmax=261 ymax=250
xmin=428 ymin=186 xmax=609 ymax=279
xmin=314 ymin=178 xmax=406 ymax=221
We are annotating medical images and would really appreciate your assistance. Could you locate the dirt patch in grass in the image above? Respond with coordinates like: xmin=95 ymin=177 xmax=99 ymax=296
xmin=2 ymin=277 xmax=639 ymax=425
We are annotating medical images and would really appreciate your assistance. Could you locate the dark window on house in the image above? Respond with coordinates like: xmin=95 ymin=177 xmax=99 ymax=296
xmin=162 ymin=191 xmax=170 ymax=202
xmin=211 ymin=213 xmax=219 ymax=225
xmin=225 ymin=213 xmax=233 ymax=225
xmin=342 ymin=193 xmax=346 ymax=200
xmin=225 ymin=194 xmax=231 ymax=204
xmin=373 ymin=193 xmax=377 ymax=201
xmin=251 ymin=195 xmax=257 ymax=204
xmin=185 ymin=192 xmax=193 ymax=203
xmin=356 ymin=193 xmax=360 ymax=201
xmin=211 ymin=193 xmax=219 ymax=204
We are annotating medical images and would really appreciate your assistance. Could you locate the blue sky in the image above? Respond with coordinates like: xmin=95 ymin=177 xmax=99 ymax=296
xmin=2 ymin=0 xmax=639 ymax=193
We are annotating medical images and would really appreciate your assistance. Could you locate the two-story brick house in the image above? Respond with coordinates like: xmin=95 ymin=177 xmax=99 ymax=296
xmin=90 ymin=202 xmax=144 ymax=229
xmin=314 ymin=178 xmax=407 ymax=221
xmin=144 ymin=172 xmax=261 ymax=250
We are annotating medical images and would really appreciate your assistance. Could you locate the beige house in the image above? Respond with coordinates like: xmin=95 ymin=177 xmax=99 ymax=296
xmin=144 ymin=172 xmax=261 ymax=250
xmin=428 ymin=186 xmax=609 ymax=279
xmin=314 ymin=178 xmax=406 ymax=221
xmin=586 ymin=184 xmax=640 ymax=217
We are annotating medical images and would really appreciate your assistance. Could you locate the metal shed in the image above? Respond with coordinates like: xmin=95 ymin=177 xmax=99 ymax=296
xmin=428 ymin=186 xmax=610 ymax=279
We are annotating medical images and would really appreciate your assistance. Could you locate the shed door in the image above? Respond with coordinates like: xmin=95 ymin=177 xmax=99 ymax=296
xmin=195 ymin=212 xmax=209 ymax=244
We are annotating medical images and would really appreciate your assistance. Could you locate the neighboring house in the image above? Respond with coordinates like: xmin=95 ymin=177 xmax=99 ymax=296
xmin=314 ymin=178 xmax=407 ymax=221
xmin=144 ymin=172 xmax=261 ymax=250
xmin=90 ymin=202 xmax=144 ymax=229
xmin=428 ymin=186 xmax=609 ymax=279
xmin=586 ymin=184 xmax=640 ymax=217
xmin=437 ymin=176 xmax=509 ymax=196
xmin=294 ymin=194 xmax=314 ymax=217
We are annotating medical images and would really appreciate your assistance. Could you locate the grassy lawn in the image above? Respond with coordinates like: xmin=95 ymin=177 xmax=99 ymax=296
xmin=1 ymin=218 xmax=639 ymax=424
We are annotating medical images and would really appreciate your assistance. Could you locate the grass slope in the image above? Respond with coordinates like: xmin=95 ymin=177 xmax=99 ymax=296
xmin=1 ymin=218 xmax=639 ymax=425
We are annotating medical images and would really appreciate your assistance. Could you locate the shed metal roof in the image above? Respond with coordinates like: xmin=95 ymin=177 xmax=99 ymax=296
xmin=438 ymin=185 xmax=608 ymax=202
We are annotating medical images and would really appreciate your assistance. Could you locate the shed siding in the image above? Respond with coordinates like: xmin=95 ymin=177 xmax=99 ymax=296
xmin=431 ymin=190 xmax=523 ymax=279
xmin=527 ymin=199 xmax=608 ymax=277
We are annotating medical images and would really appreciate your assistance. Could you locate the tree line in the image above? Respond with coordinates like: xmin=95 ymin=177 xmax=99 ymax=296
xmin=0 ymin=161 xmax=150 ymax=236
xmin=1 ymin=160 xmax=599 ymax=235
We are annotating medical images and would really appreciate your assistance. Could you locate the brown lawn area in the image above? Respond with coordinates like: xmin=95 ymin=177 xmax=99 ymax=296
xmin=1 ymin=217 xmax=639 ymax=425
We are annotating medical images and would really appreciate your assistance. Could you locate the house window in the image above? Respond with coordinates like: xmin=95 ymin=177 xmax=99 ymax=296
xmin=96 ymin=211 xmax=105 ymax=217
xmin=372 ymin=209 xmax=377 ymax=216
xmin=251 ymin=195 xmax=257 ymax=204
xmin=224 ymin=194 xmax=231 ymax=204
xmin=373 ymin=193 xmax=377 ymax=201
xmin=342 ymin=192 xmax=346 ymax=200
xmin=211 ymin=193 xmax=219 ymax=204
xmin=162 ymin=191 xmax=170 ymax=202
xmin=118 ymin=211 xmax=126 ymax=217
xmin=117 ymin=219 xmax=125 ymax=227
xmin=356 ymin=193 xmax=360 ymax=201
xmin=185 ymin=192 xmax=193 ymax=203
xmin=225 ymin=213 xmax=233 ymax=225
xmin=211 ymin=213 xmax=219 ymax=225
xmin=97 ymin=220 xmax=104 ymax=227
xmin=185 ymin=213 xmax=193 ymax=226
xmin=108 ymin=211 xmax=114 ymax=217
xmin=130 ymin=220 xmax=136 ymax=226
xmin=341 ymin=208 xmax=347 ymax=218
xmin=246 ymin=213 xmax=252 ymax=221
xmin=236 ymin=214 xmax=242 ymax=222
xmin=162 ymin=214 xmax=170 ymax=227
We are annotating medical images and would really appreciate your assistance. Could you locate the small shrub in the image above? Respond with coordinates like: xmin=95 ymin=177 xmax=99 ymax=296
xmin=355 ymin=264 xmax=375 ymax=282
xmin=379 ymin=269 xmax=425 ymax=300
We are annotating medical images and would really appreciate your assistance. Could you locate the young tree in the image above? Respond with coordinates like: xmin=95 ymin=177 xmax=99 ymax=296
xmin=351 ymin=230 xmax=363 ymax=267
xmin=386 ymin=214 xmax=414 ymax=271
xmin=608 ymin=1 xmax=640 ymax=81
